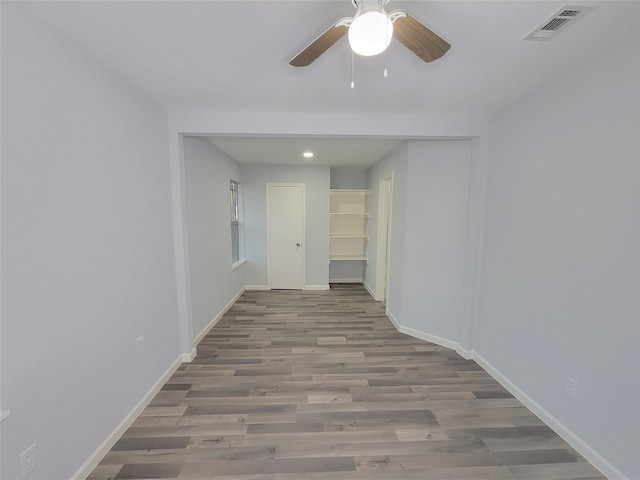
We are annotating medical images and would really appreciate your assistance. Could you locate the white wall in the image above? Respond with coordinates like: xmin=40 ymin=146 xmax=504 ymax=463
xmin=365 ymin=141 xmax=475 ymax=353
xmin=329 ymin=260 xmax=365 ymax=284
xmin=365 ymin=143 xmax=409 ymax=317
xmin=241 ymin=165 xmax=330 ymax=289
xmin=169 ymin=109 xmax=486 ymax=139
xmin=330 ymin=167 xmax=367 ymax=189
xmin=1 ymin=5 xmax=179 ymax=479
xmin=183 ymin=137 xmax=245 ymax=341
xmin=401 ymin=141 xmax=472 ymax=343
xmin=477 ymin=38 xmax=639 ymax=479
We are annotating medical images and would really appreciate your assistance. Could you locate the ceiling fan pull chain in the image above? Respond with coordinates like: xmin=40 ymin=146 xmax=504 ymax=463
xmin=383 ymin=12 xmax=390 ymax=78
xmin=383 ymin=48 xmax=389 ymax=77
xmin=351 ymin=51 xmax=356 ymax=89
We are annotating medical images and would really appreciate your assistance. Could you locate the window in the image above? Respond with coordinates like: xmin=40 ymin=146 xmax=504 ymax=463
xmin=230 ymin=180 xmax=242 ymax=264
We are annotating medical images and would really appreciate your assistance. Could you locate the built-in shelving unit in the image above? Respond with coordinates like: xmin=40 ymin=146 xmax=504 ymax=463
xmin=329 ymin=189 xmax=370 ymax=261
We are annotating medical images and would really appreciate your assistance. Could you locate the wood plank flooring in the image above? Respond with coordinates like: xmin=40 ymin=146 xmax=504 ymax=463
xmin=89 ymin=284 xmax=604 ymax=480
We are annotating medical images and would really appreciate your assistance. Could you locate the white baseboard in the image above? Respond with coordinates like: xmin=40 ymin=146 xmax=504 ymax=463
xmin=246 ymin=285 xmax=329 ymax=291
xmin=362 ymin=281 xmax=379 ymax=301
xmin=386 ymin=313 xmax=625 ymax=479
xmin=329 ymin=278 xmax=364 ymax=284
xmin=456 ymin=346 xmax=475 ymax=360
xmin=473 ymin=353 xmax=626 ymax=480
xmin=387 ymin=309 xmax=458 ymax=351
xmin=304 ymin=285 xmax=330 ymax=291
xmin=245 ymin=285 xmax=270 ymax=290
xmin=193 ymin=287 xmax=246 ymax=346
xmin=387 ymin=309 xmax=474 ymax=360
xmin=396 ymin=323 xmax=460 ymax=352
xmin=70 ymin=355 xmax=184 ymax=480
xmin=386 ymin=308 xmax=401 ymax=330
xmin=181 ymin=348 xmax=197 ymax=363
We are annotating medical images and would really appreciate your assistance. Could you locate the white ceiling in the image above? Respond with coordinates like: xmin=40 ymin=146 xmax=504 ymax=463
xmin=207 ymin=136 xmax=406 ymax=167
xmin=15 ymin=0 xmax=639 ymax=166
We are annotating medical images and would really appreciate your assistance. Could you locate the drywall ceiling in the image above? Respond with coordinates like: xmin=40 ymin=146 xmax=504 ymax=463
xmin=13 ymin=1 xmax=638 ymax=167
xmin=206 ymin=136 xmax=406 ymax=167
xmin=16 ymin=1 xmax=639 ymax=116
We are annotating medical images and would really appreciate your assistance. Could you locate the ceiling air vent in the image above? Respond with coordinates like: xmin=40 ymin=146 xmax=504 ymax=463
xmin=524 ymin=5 xmax=593 ymax=41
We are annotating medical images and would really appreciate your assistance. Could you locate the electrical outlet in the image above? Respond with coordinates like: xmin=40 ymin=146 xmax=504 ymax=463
xmin=20 ymin=443 xmax=37 ymax=477
xmin=566 ymin=376 xmax=578 ymax=397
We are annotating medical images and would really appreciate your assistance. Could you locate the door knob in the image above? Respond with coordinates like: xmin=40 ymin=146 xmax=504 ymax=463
xmin=296 ymin=243 xmax=301 ymax=247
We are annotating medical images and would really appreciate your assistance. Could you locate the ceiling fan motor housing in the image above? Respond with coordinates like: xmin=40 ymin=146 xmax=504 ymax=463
xmin=348 ymin=0 xmax=394 ymax=56
xmin=351 ymin=0 xmax=390 ymax=8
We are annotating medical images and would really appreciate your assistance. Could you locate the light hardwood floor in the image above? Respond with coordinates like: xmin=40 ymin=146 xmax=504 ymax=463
xmin=89 ymin=284 xmax=604 ymax=480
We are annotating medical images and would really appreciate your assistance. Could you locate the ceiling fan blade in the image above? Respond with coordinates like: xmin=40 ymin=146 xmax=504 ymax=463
xmin=289 ymin=21 xmax=349 ymax=67
xmin=392 ymin=12 xmax=451 ymax=63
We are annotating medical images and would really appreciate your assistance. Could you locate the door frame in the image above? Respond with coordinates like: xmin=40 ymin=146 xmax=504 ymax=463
xmin=375 ymin=173 xmax=393 ymax=302
xmin=266 ymin=183 xmax=305 ymax=290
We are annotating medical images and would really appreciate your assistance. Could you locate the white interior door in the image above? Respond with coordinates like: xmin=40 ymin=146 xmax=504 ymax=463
xmin=268 ymin=184 xmax=304 ymax=289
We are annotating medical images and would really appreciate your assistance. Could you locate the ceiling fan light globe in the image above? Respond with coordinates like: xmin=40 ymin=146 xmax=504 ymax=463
xmin=348 ymin=11 xmax=393 ymax=56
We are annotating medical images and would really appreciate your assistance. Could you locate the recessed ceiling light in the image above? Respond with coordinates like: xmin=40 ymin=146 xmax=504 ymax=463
xmin=303 ymin=151 xmax=314 ymax=158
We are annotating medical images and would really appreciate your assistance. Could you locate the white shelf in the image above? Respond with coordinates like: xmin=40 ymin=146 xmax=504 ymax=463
xmin=330 ymin=255 xmax=367 ymax=261
xmin=329 ymin=189 xmax=369 ymax=262
xmin=330 ymin=212 xmax=371 ymax=218
xmin=330 ymin=235 xmax=369 ymax=240
xmin=330 ymin=189 xmax=371 ymax=194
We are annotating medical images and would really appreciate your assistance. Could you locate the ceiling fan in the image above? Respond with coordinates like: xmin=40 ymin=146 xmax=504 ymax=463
xmin=290 ymin=0 xmax=451 ymax=67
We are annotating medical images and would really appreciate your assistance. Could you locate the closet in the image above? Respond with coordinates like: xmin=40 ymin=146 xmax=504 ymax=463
xmin=329 ymin=189 xmax=370 ymax=261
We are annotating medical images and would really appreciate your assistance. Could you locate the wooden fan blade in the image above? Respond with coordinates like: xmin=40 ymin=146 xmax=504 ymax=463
xmin=393 ymin=12 xmax=450 ymax=63
xmin=289 ymin=22 xmax=349 ymax=67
